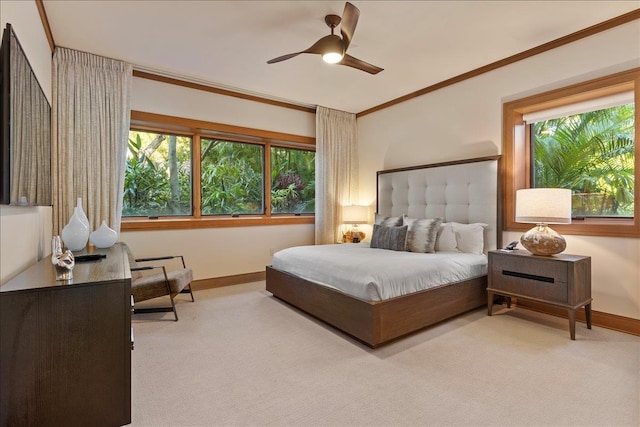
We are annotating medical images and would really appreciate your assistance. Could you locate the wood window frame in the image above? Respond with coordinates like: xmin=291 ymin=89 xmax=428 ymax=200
xmin=121 ymin=111 xmax=315 ymax=231
xmin=502 ymin=68 xmax=640 ymax=238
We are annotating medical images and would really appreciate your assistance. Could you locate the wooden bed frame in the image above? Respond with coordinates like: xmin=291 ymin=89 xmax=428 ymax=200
xmin=266 ymin=155 xmax=502 ymax=348
xmin=266 ymin=267 xmax=487 ymax=347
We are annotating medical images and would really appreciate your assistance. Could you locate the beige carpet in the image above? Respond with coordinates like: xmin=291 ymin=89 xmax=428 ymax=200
xmin=131 ymin=282 xmax=640 ymax=427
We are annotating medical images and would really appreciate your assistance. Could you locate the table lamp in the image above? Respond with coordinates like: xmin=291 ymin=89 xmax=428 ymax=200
xmin=343 ymin=205 xmax=368 ymax=243
xmin=515 ymin=188 xmax=572 ymax=256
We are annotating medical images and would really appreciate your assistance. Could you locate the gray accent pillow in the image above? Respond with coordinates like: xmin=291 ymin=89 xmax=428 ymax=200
xmin=370 ymin=224 xmax=408 ymax=251
xmin=374 ymin=213 xmax=403 ymax=227
xmin=403 ymin=216 xmax=443 ymax=253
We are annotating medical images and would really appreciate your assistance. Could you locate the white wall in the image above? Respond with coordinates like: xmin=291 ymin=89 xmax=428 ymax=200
xmin=122 ymin=224 xmax=313 ymax=280
xmin=357 ymin=22 xmax=640 ymax=319
xmin=0 ymin=206 xmax=52 ymax=284
xmin=121 ymin=78 xmax=316 ymax=279
xmin=0 ymin=1 xmax=53 ymax=284
xmin=131 ymin=78 xmax=315 ymax=137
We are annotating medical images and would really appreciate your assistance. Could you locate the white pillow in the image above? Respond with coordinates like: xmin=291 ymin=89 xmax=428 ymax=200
xmin=451 ymin=222 xmax=488 ymax=254
xmin=435 ymin=222 xmax=458 ymax=252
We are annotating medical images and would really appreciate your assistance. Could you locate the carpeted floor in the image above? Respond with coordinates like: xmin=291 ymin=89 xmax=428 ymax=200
xmin=131 ymin=282 xmax=640 ymax=427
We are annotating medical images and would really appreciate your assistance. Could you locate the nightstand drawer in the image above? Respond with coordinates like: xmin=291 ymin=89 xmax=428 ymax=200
xmin=491 ymin=254 xmax=567 ymax=282
xmin=492 ymin=270 xmax=568 ymax=303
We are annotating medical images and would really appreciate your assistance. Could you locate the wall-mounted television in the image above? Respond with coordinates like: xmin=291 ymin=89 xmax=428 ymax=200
xmin=0 ymin=23 xmax=52 ymax=206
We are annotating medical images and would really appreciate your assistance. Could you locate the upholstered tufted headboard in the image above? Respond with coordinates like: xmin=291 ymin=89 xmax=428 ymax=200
xmin=376 ymin=156 xmax=502 ymax=252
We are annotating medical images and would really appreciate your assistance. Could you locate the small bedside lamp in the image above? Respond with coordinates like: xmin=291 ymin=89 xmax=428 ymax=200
xmin=516 ymin=188 xmax=572 ymax=256
xmin=343 ymin=205 xmax=368 ymax=243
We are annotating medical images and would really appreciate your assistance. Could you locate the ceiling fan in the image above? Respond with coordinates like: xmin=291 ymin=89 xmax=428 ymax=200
xmin=267 ymin=2 xmax=383 ymax=75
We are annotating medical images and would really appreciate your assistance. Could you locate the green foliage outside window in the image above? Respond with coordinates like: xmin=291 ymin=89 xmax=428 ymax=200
xmin=200 ymin=140 xmax=264 ymax=215
xmin=271 ymin=147 xmax=315 ymax=214
xmin=123 ymin=131 xmax=192 ymax=216
xmin=533 ymin=104 xmax=634 ymax=217
xmin=124 ymin=130 xmax=316 ymax=218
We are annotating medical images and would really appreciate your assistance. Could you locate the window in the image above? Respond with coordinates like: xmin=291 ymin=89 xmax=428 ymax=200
xmin=503 ymin=68 xmax=640 ymax=238
xmin=124 ymin=130 xmax=192 ymax=217
xmin=122 ymin=112 xmax=315 ymax=230
xmin=200 ymin=139 xmax=264 ymax=215
xmin=270 ymin=146 xmax=315 ymax=214
xmin=529 ymin=102 xmax=634 ymax=218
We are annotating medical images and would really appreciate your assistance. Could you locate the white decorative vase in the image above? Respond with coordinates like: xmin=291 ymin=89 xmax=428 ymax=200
xmin=90 ymin=220 xmax=118 ymax=248
xmin=61 ymin=207 xmax=90 ymax=251
xmin=76 ymin=197 xmax=90 ymax=229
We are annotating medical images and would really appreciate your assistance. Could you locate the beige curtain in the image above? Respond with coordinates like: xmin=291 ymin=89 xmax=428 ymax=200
xmin=52 ymin=48 xmax=132 ymax=235
xmin=315 ymin=106 xmax=359 ymax=244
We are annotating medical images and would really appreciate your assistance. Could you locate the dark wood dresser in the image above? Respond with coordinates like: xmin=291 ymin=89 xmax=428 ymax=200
xmin=0 ymin=243 xmax=132 ymax=426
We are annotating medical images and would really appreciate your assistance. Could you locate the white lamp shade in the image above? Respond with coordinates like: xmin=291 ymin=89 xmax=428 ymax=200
xmin=343 ymin=205 xmax=368 ymax=224
xmin=515 ymin=188 xmax=572 ymax=224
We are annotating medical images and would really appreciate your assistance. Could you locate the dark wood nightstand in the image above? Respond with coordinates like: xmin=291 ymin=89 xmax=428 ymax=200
xmin=487 ymin=249 xmax=592 ymax=340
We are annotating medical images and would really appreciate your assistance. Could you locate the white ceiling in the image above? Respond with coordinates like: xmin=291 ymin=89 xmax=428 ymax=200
xmin=43 ymin=1 xmax=639 ymax=114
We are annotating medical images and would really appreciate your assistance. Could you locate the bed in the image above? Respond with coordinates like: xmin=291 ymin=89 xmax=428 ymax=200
xmin=266 ymin=155 xmax=502 ymax=347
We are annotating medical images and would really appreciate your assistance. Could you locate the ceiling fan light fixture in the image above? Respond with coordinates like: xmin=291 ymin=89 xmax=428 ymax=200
xmin=321 ymin=35 xmax=344 ymax=64
xmin=322 ymin=51 xmax=344 ymax=64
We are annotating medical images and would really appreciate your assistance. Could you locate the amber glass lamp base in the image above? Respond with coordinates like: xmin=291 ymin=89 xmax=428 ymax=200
xmin=342 ymin=230 xmax=365 ymax=243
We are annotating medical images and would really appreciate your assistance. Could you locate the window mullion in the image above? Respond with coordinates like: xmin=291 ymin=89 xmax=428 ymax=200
xmin=265 ymin=143 xmax=272 ymax=217
xmin=527 ymin=124 xmax=535 ymax=188
xmin=193 ymin=134 xmax=202 ymax=219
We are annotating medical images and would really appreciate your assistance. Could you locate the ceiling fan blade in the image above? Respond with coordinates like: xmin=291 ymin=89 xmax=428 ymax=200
xmin=267 ymin=52 xmax=305 ymax=64
xmin=305 ymin=35 xmax=335 ymax=55
xmin=339 ymin=54 xmax=383 ymax=74
xmin=340 ymin=2 xmax=360 ymax=52
xmin=267 ymin=35 xmax=336 ymax=64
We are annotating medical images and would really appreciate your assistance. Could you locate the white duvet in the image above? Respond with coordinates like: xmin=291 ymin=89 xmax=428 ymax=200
xmin=271 ymin=243 xmax=488 ymax=302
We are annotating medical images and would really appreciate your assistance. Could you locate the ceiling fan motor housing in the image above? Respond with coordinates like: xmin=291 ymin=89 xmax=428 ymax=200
xmin=325 ymin=14 xmax=342 ymax=29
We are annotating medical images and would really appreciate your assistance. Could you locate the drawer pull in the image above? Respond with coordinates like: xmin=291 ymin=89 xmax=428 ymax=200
xmin=502 ymin=270 xmax=554 ymax=283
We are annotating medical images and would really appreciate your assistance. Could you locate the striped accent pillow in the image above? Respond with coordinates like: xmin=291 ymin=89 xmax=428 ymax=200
xmin=370 ymin=224 xmax=408 ymax=251
xmin=403 ymin=216 xmax=443 ymax=253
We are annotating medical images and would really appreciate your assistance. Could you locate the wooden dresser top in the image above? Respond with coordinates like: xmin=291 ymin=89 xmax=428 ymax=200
xmin=1 ymin=243 xmax=131 ymax=293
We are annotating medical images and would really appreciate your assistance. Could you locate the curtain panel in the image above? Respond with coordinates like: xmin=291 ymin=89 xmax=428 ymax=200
xmin=52 ymin=48 xmax=132 ymax=236
xmin=315 ymin=106 xmax=359 ymax=244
